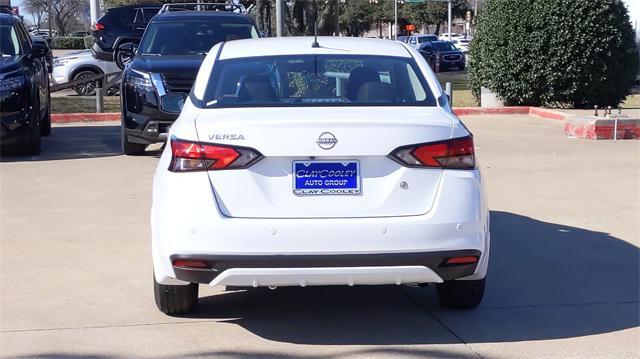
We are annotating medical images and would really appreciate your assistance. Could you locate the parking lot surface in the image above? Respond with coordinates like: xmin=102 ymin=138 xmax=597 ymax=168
xmin=1 ymin=115 xmax=638 ymax=358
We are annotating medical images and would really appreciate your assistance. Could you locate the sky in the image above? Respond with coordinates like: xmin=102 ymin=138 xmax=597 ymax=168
xmin=10 ymin=0 xmax=640 ymax=34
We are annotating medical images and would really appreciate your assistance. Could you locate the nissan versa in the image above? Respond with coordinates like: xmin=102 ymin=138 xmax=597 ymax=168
xmin=152 ymin=37 xmax=490 ymax=314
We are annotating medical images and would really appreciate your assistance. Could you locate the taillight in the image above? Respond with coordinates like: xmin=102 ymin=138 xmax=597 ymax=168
xmin=389 ymin=135 xmax=475 ymax=169
xmin=92 ymin=22 xmax=105 ymax=31
xmin=169 ymin=137 xmax=262 ymax=172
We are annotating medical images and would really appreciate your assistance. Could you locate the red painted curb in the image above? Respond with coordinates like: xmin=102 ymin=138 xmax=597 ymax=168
xmin=529 ymin=107 xmax=568 ymax=121
xmin=51 ymin=113 xmax=120 ymax=123
xmin=453 ymin=107 xmax=531 ymax=116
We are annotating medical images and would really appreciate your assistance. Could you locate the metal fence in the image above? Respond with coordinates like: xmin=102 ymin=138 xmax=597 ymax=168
xmin=50 ymin=71 xmax=122 ymax=113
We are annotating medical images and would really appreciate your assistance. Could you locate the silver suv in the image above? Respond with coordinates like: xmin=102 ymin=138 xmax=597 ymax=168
xmin=52 ymin=50 xmax=120 ymax=96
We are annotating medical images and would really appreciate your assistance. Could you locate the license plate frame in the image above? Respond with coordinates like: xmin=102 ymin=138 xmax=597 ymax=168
xmin=292 ymin=160 xmax=361 ymax=196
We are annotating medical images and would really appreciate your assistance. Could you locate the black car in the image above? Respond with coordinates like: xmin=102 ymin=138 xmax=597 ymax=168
xmin=0 ymin=13 xmax=51 ymax=155
xmin=419 ymin=40 xmax=466 ymax=71
xmin=120 ymin=7 xmax=258 ymax=155
xmin=91 ymin=4 xmax=161 ymax=70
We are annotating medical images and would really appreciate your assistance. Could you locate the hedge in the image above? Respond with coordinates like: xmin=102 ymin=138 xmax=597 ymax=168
xmin=52 ymin=37 xmax=86 ymax=50
xmin=468 ymin=0 xmax=639 ymax=108
xmin=83 ymin=35 xmax=94 ymax=50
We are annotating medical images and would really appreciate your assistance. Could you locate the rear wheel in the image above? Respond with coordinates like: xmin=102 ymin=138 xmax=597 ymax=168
xmin=73 ymin=70 xmax=100 ymax=96
xmin=437 ymin=278 xmax=485 ymax=309
xmin=154 ymin=276 xmax=198 ymax=315
xmin=40 ymin=91 xmax=51 ymax=136
xmin=17 ymin=100 xmax=42 ymax=156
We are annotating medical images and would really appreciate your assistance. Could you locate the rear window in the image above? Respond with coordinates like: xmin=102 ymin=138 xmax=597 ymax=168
xmin=203 ymin=55 xmax=436 ymax=108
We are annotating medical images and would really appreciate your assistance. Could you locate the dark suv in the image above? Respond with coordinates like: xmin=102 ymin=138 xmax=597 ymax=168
xmin=419 ymin=40 xmax=466 ymax=71
xmin=120 ymin=4 xmax=258 ymax=155
xmin=1 ymin=13 xmax=51 ymax=155
xmin=91 ymin=4 xmax=161 ymax=69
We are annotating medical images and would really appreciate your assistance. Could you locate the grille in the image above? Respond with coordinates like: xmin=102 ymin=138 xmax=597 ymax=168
xmin=162 ymin=72 xmax=197 ymax=93
xmin=443 ymin=54 xmax=462 ymax=62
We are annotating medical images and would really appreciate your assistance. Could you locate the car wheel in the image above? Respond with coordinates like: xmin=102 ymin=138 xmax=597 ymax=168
xmin=121 ymin=120 xmax=146 ymax=155
xmin=73 ymin=70 xmax=99 ymax=96
xmin=18 ymin=104 xmax=42 ymax=156
xmin=436 ymin=278 xmax=485 ymax=309
xmin=154 ymin=275 xmax=198 ymax=315
xmin=115 ymin=43 xmax=134 ymax=70
xmin=41 ymin=90 xmax=52 ymax=136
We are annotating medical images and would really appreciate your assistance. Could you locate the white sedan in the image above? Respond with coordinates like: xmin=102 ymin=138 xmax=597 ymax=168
xmin=151 ymin=36 xmax=490 ymax=314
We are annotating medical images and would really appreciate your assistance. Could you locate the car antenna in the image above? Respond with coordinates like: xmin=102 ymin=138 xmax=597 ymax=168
xmin=311 ymin=0 xmax=320 ymax=48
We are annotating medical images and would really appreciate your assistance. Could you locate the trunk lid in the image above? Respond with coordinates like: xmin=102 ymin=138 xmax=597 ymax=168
xmin=194 ymin=107 xmax=453 ymax=218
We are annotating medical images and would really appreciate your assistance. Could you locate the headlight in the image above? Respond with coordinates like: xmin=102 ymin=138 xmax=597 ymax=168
xmin=0 ymin=76 xmax=25 ymax=91
xmin=126 ymin=69 xmax=154 ymax=91
xmin=53 ymin=59 xmax=68 ymax=67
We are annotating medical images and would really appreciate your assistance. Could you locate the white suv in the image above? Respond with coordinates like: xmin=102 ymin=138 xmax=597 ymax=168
xmin=151 ymin=37 xmax=489 ymax=314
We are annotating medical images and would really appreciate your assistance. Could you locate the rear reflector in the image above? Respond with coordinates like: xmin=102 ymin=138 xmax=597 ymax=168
xmin=389 ymin=135 xmax=475 ymax=169
xmin=445 ymin=256 xmax=479 ymax=265
xmin=173 ymin=260 xmax=209 ymax=269
xmin=169 ymin=136 xmax=262 ymax=172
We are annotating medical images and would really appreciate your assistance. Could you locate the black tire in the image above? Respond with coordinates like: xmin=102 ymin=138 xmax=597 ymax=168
xmin=121 ymin=122 xmax=146 ymax=155
xmin=436 ymin=278 xmax=485 ymax=309
xmin=154 ymin=276 xmax=198 ymax=315
xmin=17 ymin=99 xmax=42 ymax=156
xmin=40 ymin=91 xmax=52 ymax=136
xmin=73 ymin=69 xmax=100 ymax=96
xmin=115 ymin=42 xmax=134 ymax=70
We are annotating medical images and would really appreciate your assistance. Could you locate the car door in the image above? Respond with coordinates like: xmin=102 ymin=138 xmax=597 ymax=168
xmin=16 ymin=22 xmax=47 ymax=113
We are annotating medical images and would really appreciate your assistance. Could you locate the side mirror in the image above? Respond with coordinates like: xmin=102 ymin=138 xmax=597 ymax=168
xmin=31 ymin=42 xmax=48 ymax=58
xmin=118 ymin=42 xmax=137 ymax=57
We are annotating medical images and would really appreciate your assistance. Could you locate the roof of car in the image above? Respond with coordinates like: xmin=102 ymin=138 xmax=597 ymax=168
xmin=153 ymin=11 xmax=253 ymax=22
xmin=219 ymin=36 xmax=412 ymax=60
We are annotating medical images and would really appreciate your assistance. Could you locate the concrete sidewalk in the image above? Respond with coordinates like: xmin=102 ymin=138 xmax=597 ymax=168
xmin=1 ymin=116 xmax=638 ymax=358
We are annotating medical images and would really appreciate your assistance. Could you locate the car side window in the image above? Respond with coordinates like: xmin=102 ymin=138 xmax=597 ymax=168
xmin=15 ymin=22 xmax=31 ymax=52
xmin=142 ymin=8 xmax=158 ymax=23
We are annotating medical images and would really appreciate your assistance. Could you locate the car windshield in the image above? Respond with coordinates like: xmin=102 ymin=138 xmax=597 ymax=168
xmin=203 ymin=55 xmax=437 ymax=108
xmin=418 ymin=36 xmax=437 ymax=43
xmin=0 ymin=24 xmax=21 ymax=57
xmin=433 ymin=42 xmax=457 ymax=51
xmin=138 ymin=20 xmax=258 ymax=56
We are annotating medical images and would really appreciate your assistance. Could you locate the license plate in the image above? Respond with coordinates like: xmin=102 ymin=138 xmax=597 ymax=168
xmin=293 ymin=160 xmax=361 ymax=195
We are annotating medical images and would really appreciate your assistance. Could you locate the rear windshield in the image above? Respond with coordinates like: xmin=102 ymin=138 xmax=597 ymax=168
xmin=139 ymin=20 xmax=258 ymax=56
xmin=203 ymin=55 xmax=436 ymax=108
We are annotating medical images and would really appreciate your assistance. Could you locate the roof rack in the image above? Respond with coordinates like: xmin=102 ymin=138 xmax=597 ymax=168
xmin=159 ymin=2 xmax=246 ymax=14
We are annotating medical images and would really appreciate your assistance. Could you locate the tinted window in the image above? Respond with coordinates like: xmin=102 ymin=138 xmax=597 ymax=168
xmin=139 ymin=21 xmax=257 ymax=55
xmin=203 ymin=55 xmax=436 ymax=108
xmin=417 ymin=36 xmax=437 ymax=43
xmin=0 ymin=24 xmax=21 ymax=56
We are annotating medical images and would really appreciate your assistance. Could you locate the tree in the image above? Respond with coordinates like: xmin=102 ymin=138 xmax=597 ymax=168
xmin=24 ymin=0 xmax=88 ymax=34
xmin=468 ymin=0 xmax=639 ymax=107
xmin=401 ymin=0 xmax=469 ymax=35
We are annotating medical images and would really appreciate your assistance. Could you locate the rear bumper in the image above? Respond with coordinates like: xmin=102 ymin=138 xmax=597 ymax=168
xmin=171 ymin=250 xmax=481 ymax=286
xmin=91 ymin=43 xmax=113 ymax=62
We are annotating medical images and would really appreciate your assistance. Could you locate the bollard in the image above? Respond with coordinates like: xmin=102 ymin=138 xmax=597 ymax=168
xmin=445 ymin=82 xmax=452 ymax=106
xmin=95 ymin=77 xmax=104 ymax=113
xmin=594 ymin=105 xmax=599 ymax=117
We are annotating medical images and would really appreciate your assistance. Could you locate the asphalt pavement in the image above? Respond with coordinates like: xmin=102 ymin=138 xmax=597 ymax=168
xmin=1 ymin=116 xmax=638 ymax=358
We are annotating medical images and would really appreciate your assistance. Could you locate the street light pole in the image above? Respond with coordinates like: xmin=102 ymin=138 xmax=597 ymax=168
xmin=276 ymin=0 xmax=282 ymax=37
xmin=47 ymin=0 xmax=52 ymax=38
xmin=89 ymin=0 xmax=100 ymax=26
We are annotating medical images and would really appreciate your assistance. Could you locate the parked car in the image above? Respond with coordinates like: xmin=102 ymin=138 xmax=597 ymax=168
xmin=52 ymin=49 xmax=121 ymax=96
xmin=396 ymin=35 xmax=408 ymax=43
xmin=1 ymin=13 xmax=51 ymax=155
xmin=30 ymin=36 xmax=53 ymax=73
xmin=91 ymin=4 xmax=162 ymax=70
xmin=28 ymin=28 xmax=58 ymax=37
xmin=419 ymin=40 xmax=466 ymax=71
xmin=150 ymin=36 xmax=489 ymax=314
xmin=439 ymin=32 xmax=462 ymax=41
xmin=406 ymin=34 xmax=438 ymax=49
xmin=452 ymin=38 xmax=471 ymax=53
xmin=120 ymin=3 xmax=258 ymax=155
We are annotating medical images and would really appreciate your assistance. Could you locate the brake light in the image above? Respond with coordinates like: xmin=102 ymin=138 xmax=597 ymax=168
xmin=168 ymin=137 xmax=262 ymax=172
xmin=389 ymin=136 xmax=475 ymax=169
xmin=93 ymin=22 xmax=105 ymax=31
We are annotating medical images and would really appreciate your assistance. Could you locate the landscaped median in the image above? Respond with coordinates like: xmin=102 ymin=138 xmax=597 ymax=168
xmin=51 ymin=107 xmax=640 ymax=140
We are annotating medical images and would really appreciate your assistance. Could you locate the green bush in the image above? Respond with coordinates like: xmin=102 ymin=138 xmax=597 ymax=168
xmin=83 ymin=35 xmax=94 ymax=50
xmin=52 ymin=37 xmax=86 ymax=50
xmin=469 ymin=0 xmax=639 ymax=108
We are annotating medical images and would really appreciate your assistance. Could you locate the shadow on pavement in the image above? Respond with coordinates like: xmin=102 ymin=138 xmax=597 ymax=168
xmin=178 ymin=211 xmax=639 ymax=345
xmin=0 ymin=125 xmax=161 ymax=162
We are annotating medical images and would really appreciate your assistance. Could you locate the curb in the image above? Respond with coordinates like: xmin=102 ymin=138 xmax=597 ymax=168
xmin=51 ymin=113 xmax=120 ymax=123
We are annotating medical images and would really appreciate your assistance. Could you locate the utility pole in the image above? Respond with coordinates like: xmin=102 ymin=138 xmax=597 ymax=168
xmin=47 ymin=0 xmax=52 ymax=38
xmin=394 ymin=0 xmax=398 ymax=40
xmin=447 ymin=0 xmax=452 ymax=41
xmin=90 ymin=0 xmax=100 ymax=26
xmin=276 ymin=0 xmax=282 ymax=37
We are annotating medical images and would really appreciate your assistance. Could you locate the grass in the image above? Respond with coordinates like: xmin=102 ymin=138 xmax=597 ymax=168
xmin=622 ymin=94 xmax=640 ymax=109
xmin=51 ymin=96 xmax=121 ymax=114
